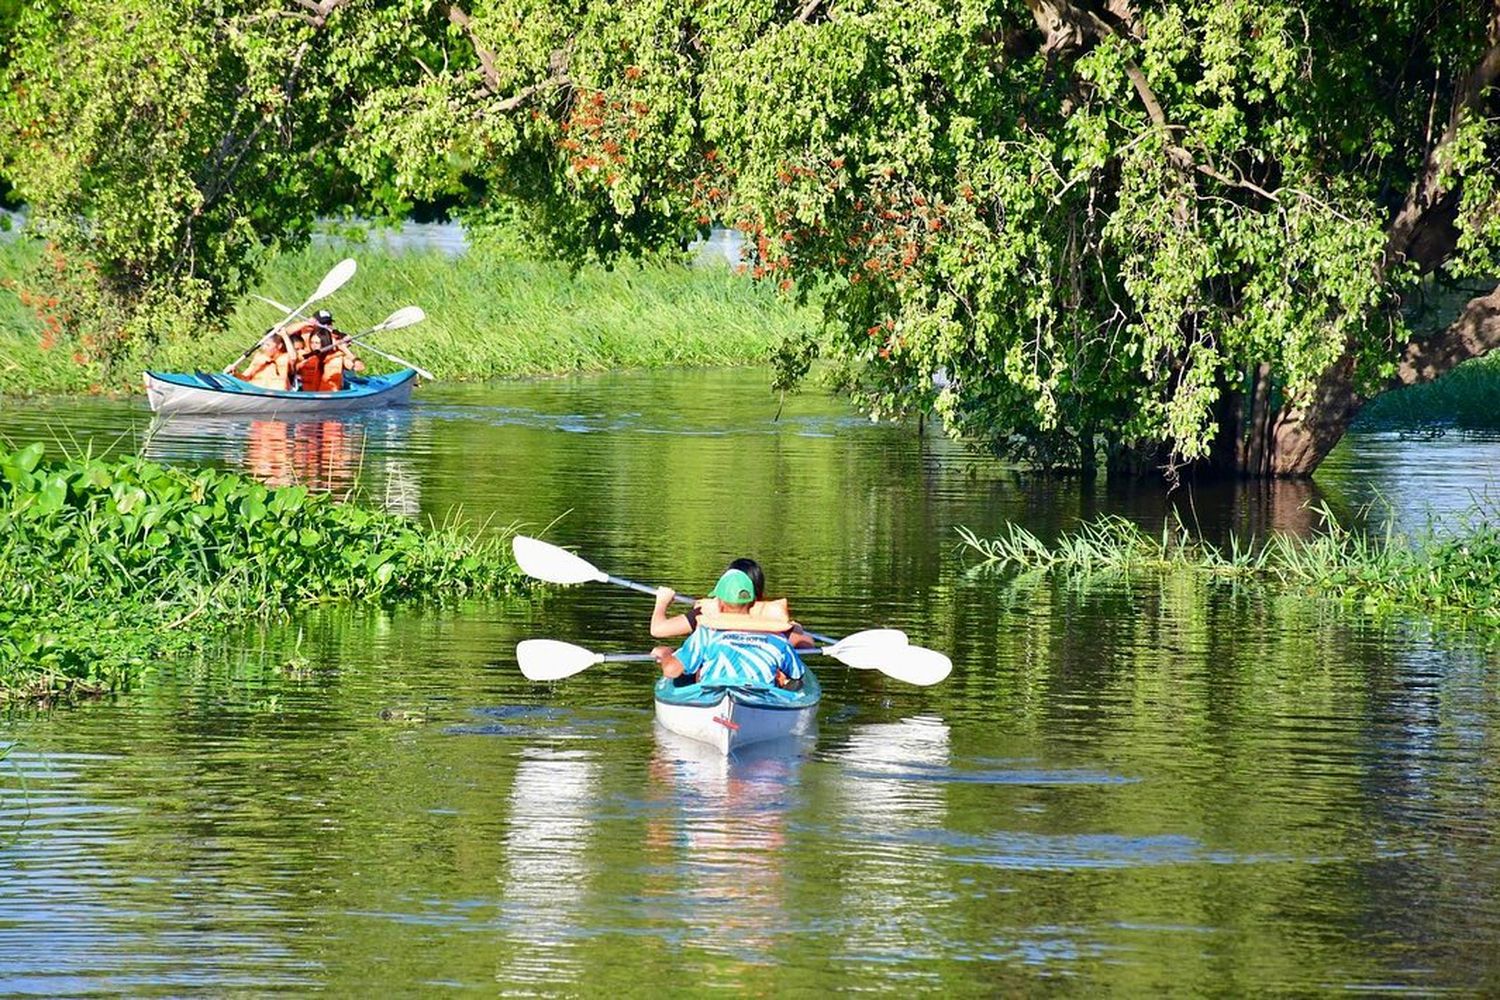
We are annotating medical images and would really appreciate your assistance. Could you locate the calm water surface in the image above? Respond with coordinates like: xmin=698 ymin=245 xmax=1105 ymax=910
xmin=1 ymin=370 xmax=1499 ymax=994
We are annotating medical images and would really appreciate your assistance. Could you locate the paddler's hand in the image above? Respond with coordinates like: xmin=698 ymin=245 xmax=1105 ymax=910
xmin=654 ymin=586 xmax=676 ymax=610
xmin=651 ymin=645 xmax=685 ymax=679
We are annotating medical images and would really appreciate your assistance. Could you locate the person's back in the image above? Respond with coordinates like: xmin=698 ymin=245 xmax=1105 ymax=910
xmin=677 ymin=625 xmax=804 ymax=689
xmin=651 ymin=569 xmax=805 ymax=690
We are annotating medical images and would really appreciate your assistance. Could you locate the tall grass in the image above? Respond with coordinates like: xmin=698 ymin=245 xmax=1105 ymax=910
xmin=1355 ymin=353 xmax=1500 ymax=432
xmin=0 ymin=236 xmax=813 ymax=393
xmin=960 ymin=509 xmax=1500 ymax=621
xmin=0 ymin=441 xmax=527 ymax=701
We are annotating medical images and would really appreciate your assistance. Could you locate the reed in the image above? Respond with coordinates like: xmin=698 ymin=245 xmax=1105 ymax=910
xmin=0 ymin=441 xmax=527 ymax=701
xmin=0 ymin=236 xmax=811 ymax=393
xmin=1355 ymin=353 xmax=1500 ymax=432
xmin=960 ymin=508 xmax=1500 ymax=621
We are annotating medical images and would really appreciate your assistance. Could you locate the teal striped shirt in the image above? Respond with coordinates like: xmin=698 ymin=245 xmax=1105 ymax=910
xmin=675 ymin=627 xmax=804 ymax=688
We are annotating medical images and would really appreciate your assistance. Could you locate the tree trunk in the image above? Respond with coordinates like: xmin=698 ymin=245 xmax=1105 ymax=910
xmin=1189 ymin=281 xmax=1500 ymax=479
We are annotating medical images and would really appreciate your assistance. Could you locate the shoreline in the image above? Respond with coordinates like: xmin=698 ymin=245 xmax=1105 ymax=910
xmin=1 ymin=240 xmax=813 ymax=396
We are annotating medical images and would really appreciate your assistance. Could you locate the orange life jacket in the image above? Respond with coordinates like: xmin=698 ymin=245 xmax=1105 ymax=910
xmin=321 ymin=351 xmax=346 ymax=392
xmin=693 ymin=596 xmax=794 ymax=633
xmin=295 ymin=352 xmax=324 ymax=392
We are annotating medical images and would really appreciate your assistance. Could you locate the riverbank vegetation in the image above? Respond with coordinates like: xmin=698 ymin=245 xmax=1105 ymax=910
xmin=1355 ymin=353 xmax=1500 ymax=433
xmin=6 ymin=2 xmax=1500 ymax=478
xmin=0 ymin=236 xmax=809 ymax=395
xmin=961 ymin=512 xmax=1500 ymax=623
xmin=0 ymin=442 xmax=525 ymax=702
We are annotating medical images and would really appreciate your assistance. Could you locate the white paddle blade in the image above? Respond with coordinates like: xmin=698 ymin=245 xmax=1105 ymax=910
xmin=381 ymin=305 xmax=426 ymax=330
xmin=310 ymin=258 xmax=357 ymax=302
xmin=822 ymin=631 xmax=952 ymax=686
xmin=511 ymin=536 xmax=609 ymax=586
xmin=516 ymin=639 xmax=602 ymax=681
xmin=875 ymin=646 xmax=953 ymax=687
xmin=827 ymin=628 xmax=908 ymax=652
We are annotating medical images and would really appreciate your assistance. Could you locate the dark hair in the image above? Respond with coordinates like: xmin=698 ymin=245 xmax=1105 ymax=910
xmin=727 ymin=557 xmax=765 ymax=601
xmin=310 ymin=328 xmax=335 ymax=351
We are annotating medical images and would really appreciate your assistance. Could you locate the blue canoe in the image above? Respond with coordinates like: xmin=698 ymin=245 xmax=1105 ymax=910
xmin=145 ymin=369 xmax=418 ymax=415
xmin=653 ymin=671 xmax=821 ymax=754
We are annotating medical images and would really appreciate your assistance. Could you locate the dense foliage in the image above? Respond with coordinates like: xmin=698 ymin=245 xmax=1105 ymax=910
xmin=0 ymin=443 xmax=524 ymax=700
xmin=4 ymin=0 xmax=1500 ymax=475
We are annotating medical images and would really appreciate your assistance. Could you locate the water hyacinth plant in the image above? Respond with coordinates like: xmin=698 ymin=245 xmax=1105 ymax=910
xmin=0 ymin=442 xmax=526 ymax=701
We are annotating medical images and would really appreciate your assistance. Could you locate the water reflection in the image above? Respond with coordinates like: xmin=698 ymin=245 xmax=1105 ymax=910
xmin=646 ymin=729 xmax=805 ymax=966
xmin=498 ymin=747 xmax=601 ymax=987
xmin=144 ymin=411 xmax=422 ymax=511
xmin=823 ymin=717 xmax=952 ymax=971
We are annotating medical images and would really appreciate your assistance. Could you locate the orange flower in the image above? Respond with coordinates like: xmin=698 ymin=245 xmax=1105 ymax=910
xmin=624 ymin=65 xmax=643 ymax=80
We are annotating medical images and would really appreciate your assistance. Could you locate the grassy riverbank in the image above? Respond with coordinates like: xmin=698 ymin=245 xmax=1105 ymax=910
xmin=961 ymin=512 xmax=1500 ymax=622
xmin=0 ymin=442 xmax=525 ymax=701
xmin=0 ymin=237 xmax=811 ymax=394
xmin=1355 ymin=353 xmax=1500 ymax=431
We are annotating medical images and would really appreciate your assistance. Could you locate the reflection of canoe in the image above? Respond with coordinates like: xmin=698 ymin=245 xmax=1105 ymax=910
xmin=653 ymin=671 xmax=820 ymax=754
xmin=143 ymin=369 xmax=418 ymax=415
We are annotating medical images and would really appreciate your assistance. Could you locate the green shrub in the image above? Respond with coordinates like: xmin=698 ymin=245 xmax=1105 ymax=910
xmin=0 ymin=442 xmax=525 ymax=700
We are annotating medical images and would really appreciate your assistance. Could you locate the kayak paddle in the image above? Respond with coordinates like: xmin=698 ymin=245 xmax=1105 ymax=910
xmin=351 ymin=340 xmax=436 ymax=381
xmin=247 ymin=300 xmax=434 ymax=380
xmin=516 ymin=630 xmax=948 ymax=685
xmin=224 ymin=258 xmax=357 ymax=373
xmin=510 ymin=535 xmax=890 ymax=648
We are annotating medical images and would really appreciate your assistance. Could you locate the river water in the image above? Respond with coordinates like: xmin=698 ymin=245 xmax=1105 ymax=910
xmin=1 ymin=370 xmax=1498 ymax=994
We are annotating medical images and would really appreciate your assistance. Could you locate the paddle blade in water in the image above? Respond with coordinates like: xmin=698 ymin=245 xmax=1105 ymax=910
xmin=516 ymin=639 xmax=602 ymax=681
xmin=511 ymin=536 xmax=609 ymax=586
xmin=311 ymin=258 xmax=357 ymax=302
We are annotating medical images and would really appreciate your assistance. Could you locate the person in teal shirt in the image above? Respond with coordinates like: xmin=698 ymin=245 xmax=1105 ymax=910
xmin=651 ymin=569 xmax=805 ymax=690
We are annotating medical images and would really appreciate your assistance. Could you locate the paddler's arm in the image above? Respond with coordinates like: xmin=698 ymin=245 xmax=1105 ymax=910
xmin=788 ymin=625 xmax=815 ymax=649
xmin=650 ymin=587 xmax=694 ymax=639
xmin=651 ymin=645 xmax=690 ymax=680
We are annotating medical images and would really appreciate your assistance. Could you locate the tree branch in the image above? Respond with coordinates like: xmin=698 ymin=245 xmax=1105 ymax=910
xmin=447 ymin=4 xmax=571 ymax=110
xmin=795 ymin=0 xmax=824 ymax=23
xmin=446 ymin=4 xmax=501 ymax=94
xmin=1392 ymin=283 xmax=1500 ymax=388
xmin=1383 ymin=6 xmax=1500 ymax=275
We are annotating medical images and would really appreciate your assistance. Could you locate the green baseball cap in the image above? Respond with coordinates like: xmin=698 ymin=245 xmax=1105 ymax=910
xmin=711 ymin=568 xmax=756 ymax=605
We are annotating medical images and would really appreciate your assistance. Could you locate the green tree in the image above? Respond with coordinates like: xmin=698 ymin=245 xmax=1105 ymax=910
xmin=0 ymin=0 xmax=432 ymax=361
xmin=6 ymin=0 xmax=1500 ymax=479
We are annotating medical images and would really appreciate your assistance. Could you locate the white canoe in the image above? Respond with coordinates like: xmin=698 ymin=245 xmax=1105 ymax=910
xmin=652 ymin=671 xmax=821 ymax=755
xmin=144 ymin=369 xmax=418 ymax=415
